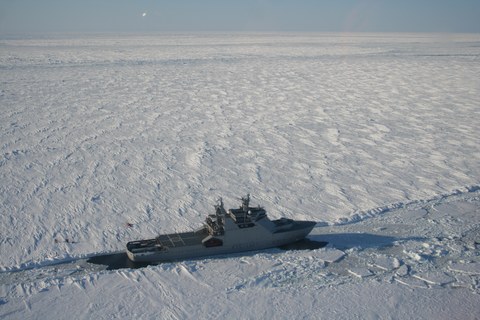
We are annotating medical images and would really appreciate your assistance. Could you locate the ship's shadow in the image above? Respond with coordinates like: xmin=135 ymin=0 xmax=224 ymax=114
xmin=279 ymin=232 xmax=412 ymax=251
xmin=87 ymin=253 xmax=150 ymax=270
xmin=309 ymin=233 xmax=396 ymax=250
xmin=278 ymin=238 xmax=328 ymax=250
xmin=308 ymin=232 xmax=425 ymax=250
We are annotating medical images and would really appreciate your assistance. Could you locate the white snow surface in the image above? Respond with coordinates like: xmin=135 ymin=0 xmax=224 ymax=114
xmin=1 ymin=33 xmax=480 ymax=319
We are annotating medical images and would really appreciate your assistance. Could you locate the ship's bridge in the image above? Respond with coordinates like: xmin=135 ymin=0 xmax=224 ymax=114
xmin=228 ymin=194 xmax=267 ymax=226
xmin=229 ymin=206 xmax=266 ymax=224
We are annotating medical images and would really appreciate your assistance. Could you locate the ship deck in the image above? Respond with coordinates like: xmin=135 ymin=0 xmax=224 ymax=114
xmin=155 ymin=231 xmax=205 ymax=248
xmin=127 ymin=228 xmax=208 ymax=253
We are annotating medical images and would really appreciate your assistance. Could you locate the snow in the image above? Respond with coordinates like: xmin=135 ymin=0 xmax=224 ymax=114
xmin=1 ymin=32 xmax=480 ymax=319
xmin=412 ymin=271 xmax=455 ymax=286
xmin=348 ymin=267 xmax=373 ymax=278
xmin=315 ymin=248 xmax=346 ymax=263
xmin=448 ymin=262 xmax=480 ymax=275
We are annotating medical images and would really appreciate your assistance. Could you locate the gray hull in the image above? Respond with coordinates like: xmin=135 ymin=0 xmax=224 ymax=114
xmin=127 ymin=221 xmax=316 ymax=262
xmin=126 ymin=195 xmax=317 ymax=263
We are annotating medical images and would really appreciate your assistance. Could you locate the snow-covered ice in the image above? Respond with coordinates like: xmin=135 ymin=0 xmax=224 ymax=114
xmin=1 ymin=33 xmax=480 ymax=319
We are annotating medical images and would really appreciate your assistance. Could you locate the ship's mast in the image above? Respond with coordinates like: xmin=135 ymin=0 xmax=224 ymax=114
xmin=215 ymin=197 xmax=226 ymax=216
xmin=241 ymin=194 xmax=250 ymax=212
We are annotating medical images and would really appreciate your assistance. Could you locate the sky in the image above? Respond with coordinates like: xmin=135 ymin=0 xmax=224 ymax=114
xmin=0 ymin=0 xmax=480 ymax=34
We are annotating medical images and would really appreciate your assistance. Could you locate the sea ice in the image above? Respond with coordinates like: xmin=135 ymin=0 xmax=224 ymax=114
xmin=412 ymin=271 xmax=455 ymax=286
xmin=348 ymin=267 xmax=373 ymax=278
xmin=317 ymin=248 xmax=346 ymax=263
xmin=1 ymin=32 xmax=479 ymax=319
xmin=448 ymin=262 xmax=480 ymax=275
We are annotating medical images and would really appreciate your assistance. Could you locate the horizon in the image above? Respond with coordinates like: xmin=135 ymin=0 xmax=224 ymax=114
xmin=1 ymin=0 xmax=480 ymax=36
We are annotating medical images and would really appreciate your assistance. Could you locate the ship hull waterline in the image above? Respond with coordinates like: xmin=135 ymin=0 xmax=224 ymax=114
xmin=127 ymin=221 xmax=316 ymax=263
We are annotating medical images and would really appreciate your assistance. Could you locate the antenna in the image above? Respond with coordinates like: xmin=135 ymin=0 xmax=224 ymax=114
xmin=241 ymin=193 xmax=250 ymax=212
xmin=215 ymin=197 xmax=226 ymax=217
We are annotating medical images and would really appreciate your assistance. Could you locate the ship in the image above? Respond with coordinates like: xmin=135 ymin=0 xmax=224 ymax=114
xmin=126 ymin=194 xmax=316 ymax=262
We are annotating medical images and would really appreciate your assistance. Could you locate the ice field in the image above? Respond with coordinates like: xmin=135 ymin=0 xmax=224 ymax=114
xmin=1 ymin=33 xmax=479 ymax=318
